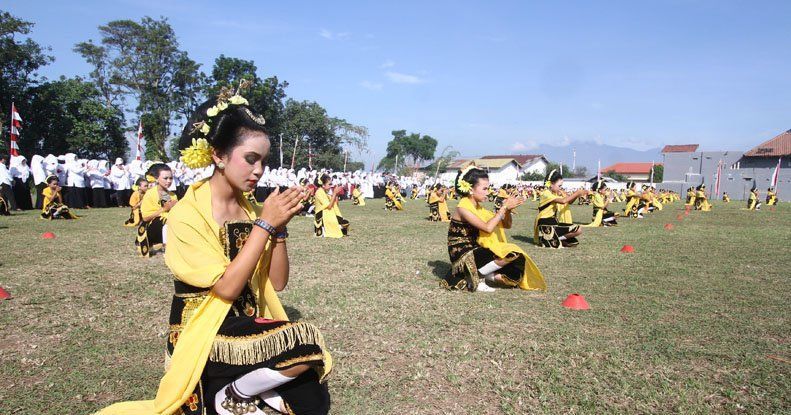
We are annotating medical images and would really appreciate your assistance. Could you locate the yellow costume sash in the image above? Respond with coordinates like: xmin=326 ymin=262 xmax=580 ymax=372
xmin=352 ymin=187 xmax=365 ymax=206
xmin=96 ymin=180 xmax=327 ymax=415
xmin=583 ymin=193 xmax=605 ymax=227
xmin=458 ymin=198 xmax=546 ymax=291
xmin=314 ymin=187 xmax=345 ymax=238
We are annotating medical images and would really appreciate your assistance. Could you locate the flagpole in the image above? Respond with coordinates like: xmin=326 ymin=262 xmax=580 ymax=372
xmin=649 ymin=160 xmax=654 ymax=185
xmin=597 ymin=159 xmax=601 ymax=182
xmin=279 ymin=134 xmax=283 ymax=168
xmin=290 ymin=135 xmax=299 ymax=170
xmin=136 ymin=120 xmax=143 ymax=161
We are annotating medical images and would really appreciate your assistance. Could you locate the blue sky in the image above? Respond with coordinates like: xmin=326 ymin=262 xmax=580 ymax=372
xmin=6 ymin=0 xmax=791 ymax=165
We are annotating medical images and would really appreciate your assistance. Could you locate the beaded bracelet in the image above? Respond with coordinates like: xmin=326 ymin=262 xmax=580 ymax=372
xmin=253 ymin=218 xmax=276 ymax=235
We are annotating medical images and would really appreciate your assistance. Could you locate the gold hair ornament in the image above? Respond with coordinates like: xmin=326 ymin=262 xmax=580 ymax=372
xmin=180 ymin=80 xmax=262 ymax=169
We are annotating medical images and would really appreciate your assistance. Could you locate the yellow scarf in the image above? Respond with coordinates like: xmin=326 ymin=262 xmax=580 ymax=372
xmin=457 ymin=198 xmax=546 ymax=291
xmin=96 ymin=180 xmax=291 ymax=415
xmin=314 ymin=187 xmax=345 ymax=238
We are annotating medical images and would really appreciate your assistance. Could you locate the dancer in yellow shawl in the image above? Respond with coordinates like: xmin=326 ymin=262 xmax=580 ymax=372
xmin=40 ymin=175 xmax=78 ymax=219
xmin=427 ymin=184 xmax=450 ymax=222
xmin=747 ymin=185 xmax=761 ymax=210
xmin=766 ymin=188 xmax=778 ymax=206
xmin=96 ymin=92 xmax=331 ymax=415
xmin=351 ymin=185 xmax=365 ymax=206
xmin=441 ymin=166 xmax=545 ymax=292
xmin=623 ymin=182 xmax=647 ymax=218
xmin=313 ymin=174 xmax=350 ymax=238
xmin=694 ymin=184 xmax=712 ymax=211
xmin=722 ymin=192 xmax=730 ymax=203
xmin=124 ymin=177 xmax=148 ymax=227
xmin=384 ymin=182 xmax=403 ymax=211
xmin=534 ymin=170 xmax=587 ymax=248
xmin=685 ymin=187 xmax=697 ymax=208
xmin=584 ymin=180 xmax=618 ymax=227
xmin=136 ymin=163 xmax=178 ymax=257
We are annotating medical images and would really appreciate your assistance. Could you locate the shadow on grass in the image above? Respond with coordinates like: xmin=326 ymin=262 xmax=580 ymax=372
xmin=427 ymin=260 xmax=450 ymax=279
xmin=512 ymin=234 xmax=536 ymax=245
xmin=284 ymin=305 xmax=303 ymax=321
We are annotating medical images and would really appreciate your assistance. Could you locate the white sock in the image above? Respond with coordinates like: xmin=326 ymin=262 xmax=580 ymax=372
xmin=477 ymin=261 xmax=502 ymax=275
xmin=558 ymin=235 xmax=567 ymax=241
xmin=162 ymin=224 xmax=168 ymax=244
xmin=233 ymin=368 xmax=295 ymax=397
xmin=260 ymin=390 xmax=285 ymax=413
xmin=603 ymin=216 xmax=615 ymax=222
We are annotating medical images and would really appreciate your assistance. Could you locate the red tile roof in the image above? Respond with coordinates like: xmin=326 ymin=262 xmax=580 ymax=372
xmin=661 ymin=144 xmax=699 ymax=153
xmin=480 ymin=154 xmax=545 ymax=165
xmin=601 ymin=162 xmax=661 ymax=174
xmin=744 ymin=129 xmax=791 ymax=157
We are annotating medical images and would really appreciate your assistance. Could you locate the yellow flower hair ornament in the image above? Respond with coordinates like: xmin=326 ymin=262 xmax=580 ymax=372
xmin=180 ymin=138 xmax=214 ymax=169
xmin=146 ymin=174 xmax=156 ymax=183
xmin=457 ymin=179 xmax=472 ymax=194
xmin=456 ymin=164 xmax=478 ymax=194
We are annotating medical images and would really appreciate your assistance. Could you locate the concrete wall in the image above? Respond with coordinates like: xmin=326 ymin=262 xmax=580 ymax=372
xmin=660 ymin=151 xmax=790 ymax=200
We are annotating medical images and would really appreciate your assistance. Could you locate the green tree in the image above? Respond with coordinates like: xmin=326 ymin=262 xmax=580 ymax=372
xmin=604 ymin=171 xmax=628 ymax=182
xmin=24 ymin=77 xmax=126 ymax=158
xmin=0 ymin=10 xmax=53 ymax=151
xmin=521 ymin=171 xmax=545 ymax=181
xmin=378 ymin=130 xmax=437 ymax=172
xmin=205 ymin=55 xmax=289 ymax=143
xmin=75 ymin=16 xmax=205 ymax=160
xmin=651 ymin=164 xmax=664 ymax=182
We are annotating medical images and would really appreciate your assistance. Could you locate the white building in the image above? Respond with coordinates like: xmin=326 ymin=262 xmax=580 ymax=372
xmin=481 ymin=154 xmax=549 ymax=176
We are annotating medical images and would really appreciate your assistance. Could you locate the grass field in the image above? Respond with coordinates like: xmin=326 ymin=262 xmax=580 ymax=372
xmin=0 ymin=198 xmax=789 ymax=414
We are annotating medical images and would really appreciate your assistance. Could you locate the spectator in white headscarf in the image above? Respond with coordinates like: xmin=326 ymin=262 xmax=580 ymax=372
xmin=0 ymin=153 xmax=17 ymax=211
xmin=9 ymin=155 xmax=33 ymax=210
xmin=111 ymin=157 xmax=131 ymax=207
xmin=8 ymin=155 xmax=32 ymax=210
xmin=30 ymin=154 xmax=47 ymax=209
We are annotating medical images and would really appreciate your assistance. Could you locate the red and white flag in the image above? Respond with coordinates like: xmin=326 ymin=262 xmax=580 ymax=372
xmin=771 ymin=157 xmax=781 ymax=189
xmin=136 ymin=120 xmax=143 ymax=161
xmin=9 ymin=103 xmax=22 ymax=156
xmin=714 ymin=160 xmax=722 ymax=197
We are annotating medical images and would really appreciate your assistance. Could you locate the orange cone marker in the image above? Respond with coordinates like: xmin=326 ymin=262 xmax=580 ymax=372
xmin=620 ymin=245 xmax=635 ymax=253
xmin=562 ymin=294 xmax=590 ymax=310
xmin=664 ymin=223 xmax=674 ymax=230
xmin=0 ymin=286 xmax=11 ymax=300
xmin=42 ymin=232 xmax=55 ymax=239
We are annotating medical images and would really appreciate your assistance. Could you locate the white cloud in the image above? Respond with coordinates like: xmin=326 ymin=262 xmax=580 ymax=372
xmin=380 ymin=59 xmax=395 ymax=69
xmin=319 ymin=29 xmax=350 ymax=40
xmin=385 ymin=71 xmax=425 ymax=84
xmin=511 ymin=141 xmax=538 ymax=151
xmin=359 ymin=80 xmax=383 ymax=91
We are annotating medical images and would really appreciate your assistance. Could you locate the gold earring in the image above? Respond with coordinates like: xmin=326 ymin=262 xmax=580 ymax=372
xmin=217 ymin=162 xmax=225 ymax=169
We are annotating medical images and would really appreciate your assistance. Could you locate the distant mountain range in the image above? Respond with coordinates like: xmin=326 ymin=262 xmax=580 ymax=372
xmin=522 ymin=141 xmax=662 ymax=172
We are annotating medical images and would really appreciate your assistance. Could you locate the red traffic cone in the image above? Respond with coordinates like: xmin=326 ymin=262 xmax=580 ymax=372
xmin=684 ymin=210 xmax=690 ymax=216
xmin=676 ymin=214 xmax=684 ymax=221
xmin=0 ymin=286 xmax=11 ymax=300
xmin=42 ymin=232 xmax=56 ymax=239
xmin=620 ymin=245 xmax=635 ymax=253
xmin=685 ymin=205 xmax=691 ymax=213
xmin=664 ymin=223 xmax=674 ymax=230
xmin=561 ymin=293 xmax=590 ymax=310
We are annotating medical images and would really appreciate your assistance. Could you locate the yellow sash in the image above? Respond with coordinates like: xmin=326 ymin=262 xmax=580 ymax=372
xmin=314 ymin=188 xmax=344 ymax=238
xmin=96 ymin=180 xmax=310 ymax=415
xmin=458 ymin=198 xmax=546 ymax=291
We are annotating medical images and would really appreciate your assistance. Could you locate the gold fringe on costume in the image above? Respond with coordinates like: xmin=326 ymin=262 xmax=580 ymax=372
xmin=209 ymin=322 xmax=329 ymax=381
